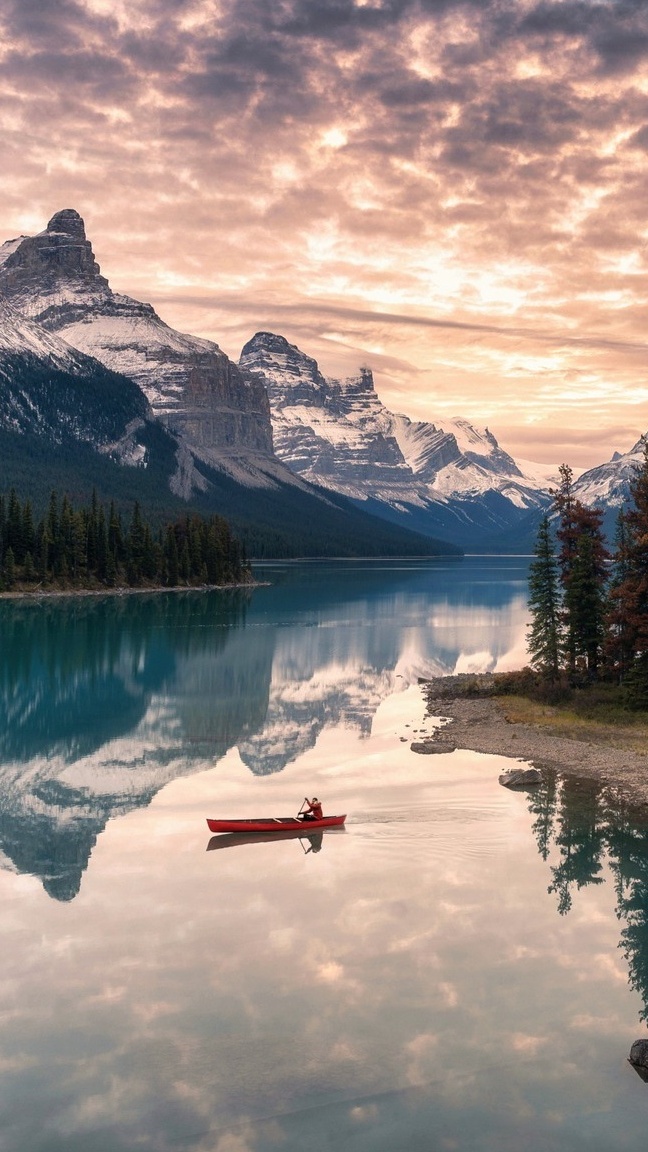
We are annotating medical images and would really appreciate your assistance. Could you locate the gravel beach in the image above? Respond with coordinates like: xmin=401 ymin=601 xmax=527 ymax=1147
xmin=418 ymin=675 xmax=648 ymax=807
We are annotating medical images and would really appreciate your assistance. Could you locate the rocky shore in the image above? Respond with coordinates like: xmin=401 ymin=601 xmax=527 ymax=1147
xmin=416 ymin=674 xmax=648 ymax=807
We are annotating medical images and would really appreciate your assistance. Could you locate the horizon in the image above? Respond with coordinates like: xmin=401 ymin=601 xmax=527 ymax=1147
xmin=3 ymin=0 xmax=648 ymax=468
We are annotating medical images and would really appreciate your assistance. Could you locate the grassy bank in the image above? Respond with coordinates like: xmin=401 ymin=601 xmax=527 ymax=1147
xmin=437 ymin=670 xmax=648 ymax=756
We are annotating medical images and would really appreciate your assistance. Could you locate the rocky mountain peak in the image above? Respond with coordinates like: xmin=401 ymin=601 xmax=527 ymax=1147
xmin=0 ymin=206 xmax=108 ymax=325
xmin=240 ymin=330 xmax=330 ymax=407
xmin=0 ymin=211 xmax=278 ymax=474
xmin=47 ymin=208 xmax=87 ymax=240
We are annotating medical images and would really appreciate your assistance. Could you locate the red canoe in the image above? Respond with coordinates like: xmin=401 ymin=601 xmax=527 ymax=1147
xmin=206 ymin=815 xmax=346 ymax=834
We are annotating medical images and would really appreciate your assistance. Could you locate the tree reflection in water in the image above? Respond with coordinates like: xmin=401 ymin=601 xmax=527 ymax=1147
xmin=527 ymin=770 xmax=648 ymax=1020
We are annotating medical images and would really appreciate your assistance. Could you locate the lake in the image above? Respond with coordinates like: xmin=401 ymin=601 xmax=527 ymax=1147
xmin=1 ymin=556 xmax=648 ymax=1151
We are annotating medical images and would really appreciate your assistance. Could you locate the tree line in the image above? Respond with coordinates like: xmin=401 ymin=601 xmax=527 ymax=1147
xmin=528 ymin=439 xmax=648 ymax=707
xmin=0 ymin=489 xmax=250 ymax=592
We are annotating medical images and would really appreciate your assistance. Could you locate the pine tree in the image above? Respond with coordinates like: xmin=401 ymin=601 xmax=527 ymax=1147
xmin=605 ymin=510 xmax=635 ymax=681
xmin=3 ymin=546 xmax=16 ymax=589
xmin=552 ymin=465 xmax=608 ymax=679
xmin=527 ymin=515 xmax=562 ymax=681
xmin=165 ymin=526 xmax=179 ymax=586
xmin=564 ymin=505 xmax=609 ymax=680
xmin=96 ymin=505 xmax=108 ymax=582
xmin=37 ymin=524 xmax=51 ymax=582
xmin=613 ymin=438 xmax=648 ymax=706
xmin=6 ymin=489 xmax=23 ymax=562
xmin=22 ymin=500 xmax=35 ymax=561
xmin=23 ymin=551 xmax=36 ymax=583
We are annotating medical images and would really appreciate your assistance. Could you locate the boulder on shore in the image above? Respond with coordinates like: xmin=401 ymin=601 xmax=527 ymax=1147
xmin=499 ymin=767 xmax=542 ymax=788
xmin=411 ymin=741 xmax=456 ymax=755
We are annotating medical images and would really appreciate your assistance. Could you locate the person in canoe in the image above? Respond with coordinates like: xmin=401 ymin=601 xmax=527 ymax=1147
xmin=300 ymin=796 xmax=323 ymax=821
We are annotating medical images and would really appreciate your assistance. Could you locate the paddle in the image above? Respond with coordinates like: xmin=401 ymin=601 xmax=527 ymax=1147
xmin=297 ymin=797 xmax=309 ymax=818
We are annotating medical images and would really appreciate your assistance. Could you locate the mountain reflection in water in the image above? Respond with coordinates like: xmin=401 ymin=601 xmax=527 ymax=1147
xmin=3 ymin=560 xmax=648 ymax=1149
xmin=0 ymin=558 xmax=526 ymax=900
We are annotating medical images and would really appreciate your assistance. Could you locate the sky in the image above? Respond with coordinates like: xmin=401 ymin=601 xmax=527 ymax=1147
xmin=2 ymin=0 xmax=648 ymax=466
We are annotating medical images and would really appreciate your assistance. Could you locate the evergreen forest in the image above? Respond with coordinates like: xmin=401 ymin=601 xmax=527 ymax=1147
xmin=0 ymin=489 xmax=250 ymax=593
xmin=527 ymin=439 xmax=648 ymax=708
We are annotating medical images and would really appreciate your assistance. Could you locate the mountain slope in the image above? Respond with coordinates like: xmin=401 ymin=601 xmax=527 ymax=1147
xmin=573 ymin=438 xmax=645 ymax=538
xmin=0 ymin=295 xmax=207 ymax=512
xmin=0 ymin=209 xmax=278 ymax=486
xmin=239 ymin=331 xmax=555 ymax=549
xmin=0 ymin=216 xmax=458 ymax=555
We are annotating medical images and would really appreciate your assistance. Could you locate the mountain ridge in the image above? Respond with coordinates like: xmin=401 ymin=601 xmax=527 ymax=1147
xmin=0 ymin=212 xmax=457 ymax=556
xmin=239 ymin=330 xmax=558 ymax=549
xmin=1 ymin=209 xmax=643 ymax=554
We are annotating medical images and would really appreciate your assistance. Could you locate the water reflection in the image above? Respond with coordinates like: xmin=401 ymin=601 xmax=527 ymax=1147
xmin=0 ymin=591 xmax=251 ymax=899
xmin=527 ymin=772 xmax=648 ymax=1021
xmin=207 ymin=829 xmax=329 ymax=853
xmin=0 ymin=558 xmax=530 ymax=900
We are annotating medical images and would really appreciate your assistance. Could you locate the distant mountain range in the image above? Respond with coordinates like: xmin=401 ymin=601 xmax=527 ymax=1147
xmin=0 ymin=209 xmax=643 ymax=551
xmin=0 ymin=211 xmax=454 ymax=557
xmin=240 ymin=331 xmax=562 ymax=549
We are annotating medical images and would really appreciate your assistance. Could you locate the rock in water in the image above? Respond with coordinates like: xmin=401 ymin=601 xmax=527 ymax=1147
xmin=410 ymin=741 xmax=456 ymax=755
xmin=499 ymin=767 xmax=542 ymax=788
xmin=629 ymin=1039 xmax=648 ymax=1068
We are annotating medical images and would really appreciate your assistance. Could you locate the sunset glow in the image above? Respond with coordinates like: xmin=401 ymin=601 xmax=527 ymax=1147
xmin=2 ymin=0 xmax=648 ymax=464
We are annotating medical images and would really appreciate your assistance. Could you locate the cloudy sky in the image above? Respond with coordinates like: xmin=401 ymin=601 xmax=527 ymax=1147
xmin=2 ymin=0 xmax=648 ymax=465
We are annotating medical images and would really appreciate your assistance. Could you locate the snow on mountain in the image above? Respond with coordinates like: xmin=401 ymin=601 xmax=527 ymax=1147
xmin=239 ymin=331 xmax=554 ymax=548
xmin=0 ymin=293 xmax=171 ymax=468
xmin=573 ymin=438 xmax=644 ymax=520
xmin=0 ymin=210 xmax=297 ymax=489
xmin=0 ymin=295 xmax=86 ymax=370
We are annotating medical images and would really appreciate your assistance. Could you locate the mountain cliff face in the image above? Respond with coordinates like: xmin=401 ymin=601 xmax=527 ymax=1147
xmin=0 ymin=236 xmax=455 ymax=556
xmin=0 ymin=210 xmax=276 ymax=484
xmin=0 ymin=294 xmax=183 ymax=473
xmin=239 ymin=331 xmax=555 ymax=548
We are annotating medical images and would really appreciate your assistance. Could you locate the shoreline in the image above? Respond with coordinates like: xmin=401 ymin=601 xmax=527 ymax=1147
xmin=0 ymin=580 xmax=267 ymax=603
xmin=418 ymin=674 xmax=648 ymax=808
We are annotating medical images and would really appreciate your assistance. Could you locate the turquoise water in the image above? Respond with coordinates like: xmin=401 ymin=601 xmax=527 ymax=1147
xmin=1 ymin=557 xmax=647 ymax=1150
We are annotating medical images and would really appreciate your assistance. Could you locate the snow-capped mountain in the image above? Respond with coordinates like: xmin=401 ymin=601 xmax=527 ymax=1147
xmin=0 ymin=211 xmax=456 ymax=557
xmin=0 ymin=210 xmax=282 ymax=487
xmin=573 ymin=437 xmax=645 ymax=537
xmin=239 ymin=331 xmax=556 ymax=549
xmin=0 ymin=293 xmax=182 ymax=472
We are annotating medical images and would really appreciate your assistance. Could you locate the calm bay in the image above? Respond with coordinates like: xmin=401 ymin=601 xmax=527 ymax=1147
xmin=1 ymin=556 xmax=647 ymax=1151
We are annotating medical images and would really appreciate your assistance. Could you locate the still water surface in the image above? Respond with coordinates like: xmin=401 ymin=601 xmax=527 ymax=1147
xmin=1 ymin=557 xmax=648 ymax=1150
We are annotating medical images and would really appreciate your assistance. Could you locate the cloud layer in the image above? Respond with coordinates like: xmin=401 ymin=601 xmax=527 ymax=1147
xmin=2 ymin=0 xmax=648 ymax=463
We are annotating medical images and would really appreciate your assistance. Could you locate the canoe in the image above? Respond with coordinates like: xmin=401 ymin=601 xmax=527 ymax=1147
xmin=206 ymin=815 xmax=346 ymax=834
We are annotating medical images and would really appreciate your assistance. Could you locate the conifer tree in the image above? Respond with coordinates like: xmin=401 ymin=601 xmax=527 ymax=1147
xmin=605 ymin=510 xmax=635 ymax=680
xmin=6 ymin=489 xmax=23 ymax=561
xmin=22 ymin=500 xmax=35 ymax=561
xmin=126 ymin=501 xmax=146 ymax=585
xmin=614 ymin=438 xmax=648 ymax=707
xmin=564 ymin=505 xmax=609 ymax=680
xmin=3 ymin=546 xmax=16 ymax=589
xmin=165 ymin=526 xmax=179 ymax=586
xmin=552 ymin=465 xmax=608 ymax=679
xmin=527 ymin=514 xmax=562 ymax=681
xmin=96 ymin=506 xmax=108 ymax=582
